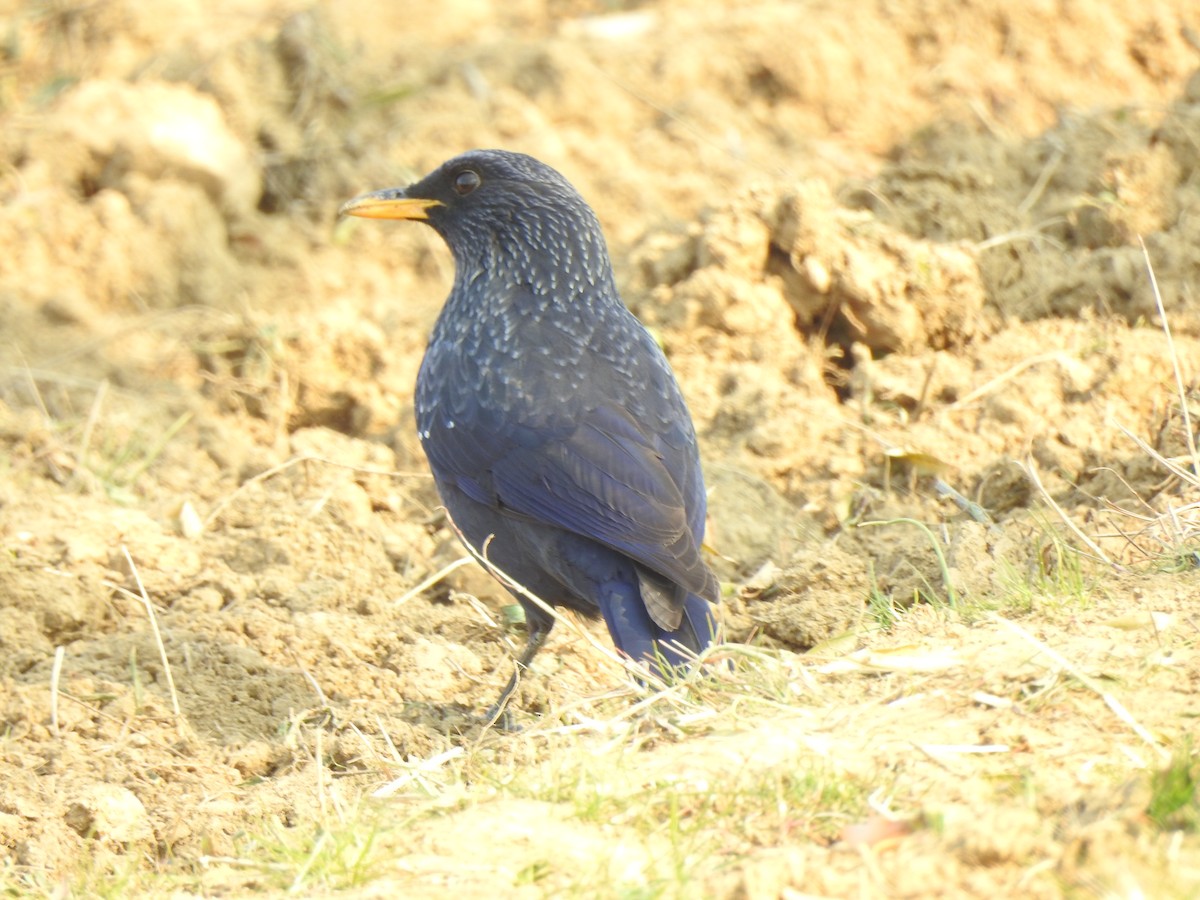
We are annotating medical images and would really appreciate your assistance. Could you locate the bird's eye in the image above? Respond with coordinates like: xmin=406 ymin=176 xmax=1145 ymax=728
xmin=453 ymin=170 xmax=481 ymax=196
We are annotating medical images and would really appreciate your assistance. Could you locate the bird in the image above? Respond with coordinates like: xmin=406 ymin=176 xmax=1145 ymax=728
xmin=340 ymin=149 xmax=720 ymax=720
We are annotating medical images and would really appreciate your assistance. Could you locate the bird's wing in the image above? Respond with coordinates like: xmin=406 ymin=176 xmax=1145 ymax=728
xmin=425 ymin=398 xmax=717 ymax=604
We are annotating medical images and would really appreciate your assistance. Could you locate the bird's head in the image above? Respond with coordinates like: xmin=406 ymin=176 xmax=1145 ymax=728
xmin=340 ymin=149 xmax=612 ymax=290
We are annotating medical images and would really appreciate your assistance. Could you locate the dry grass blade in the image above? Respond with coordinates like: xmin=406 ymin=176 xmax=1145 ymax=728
xmin=72 ymin=378 xmax=108 ymax=484
xmin=1098 ymin=247 xmax=1200 ymax=563
xmin=1114 ymin=424 xmax=1200 ymax=490
xmin=49 ymin=645 xmax=65 ymax=737
xmin=108 ymin=546 xmax=185 ymax=732
xmin=945 ymin=351 xmax=1073 ymax=411
xmin=1016 ymin=141 xmax=1066 ymax=216
xmin=1020 ymin=456 xmax=1119 ymax=569
xmin=204 ymin=454 xmax=431 ymax=529
xmin=392 ymin=556 xmax=475 ymax=606
xmin=988 ymin=613 xmax=1167 ymax=762
xmin=371 ymin=747 xmax=465 ymax=798
xmin=1141 ymin=237 xmax=1199 ymax=479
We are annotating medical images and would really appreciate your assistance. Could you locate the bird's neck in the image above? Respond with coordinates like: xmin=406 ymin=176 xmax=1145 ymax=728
xmin=452 ymin=231 xmax=618 ymax=316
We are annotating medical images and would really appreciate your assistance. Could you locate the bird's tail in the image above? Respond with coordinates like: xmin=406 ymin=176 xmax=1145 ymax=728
xmin=652 ymin=591 xmax=722 ymax=674
xmin=598 ymin=582 xmax=721 ymax=681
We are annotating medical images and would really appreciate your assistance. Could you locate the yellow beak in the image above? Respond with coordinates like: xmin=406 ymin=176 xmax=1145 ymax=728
xmin=338 ymin=191 xmax=443 ymax=221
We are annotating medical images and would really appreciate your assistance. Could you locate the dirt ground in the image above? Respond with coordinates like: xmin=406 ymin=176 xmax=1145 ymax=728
xmin=2 ymin=0 xmax=1199 ymax=896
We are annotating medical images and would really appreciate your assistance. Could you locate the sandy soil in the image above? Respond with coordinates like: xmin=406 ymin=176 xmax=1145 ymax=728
xmin=1 ymin=0 xmax=1199 ymax=896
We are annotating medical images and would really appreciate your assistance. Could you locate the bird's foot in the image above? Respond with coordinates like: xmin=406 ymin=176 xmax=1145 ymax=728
xmin=478 ymin=703 xmax=522 ymax=733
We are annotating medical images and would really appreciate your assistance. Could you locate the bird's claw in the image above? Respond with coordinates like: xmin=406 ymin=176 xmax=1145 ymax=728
xmin=479 ymin=704 xmax=522 ymax=733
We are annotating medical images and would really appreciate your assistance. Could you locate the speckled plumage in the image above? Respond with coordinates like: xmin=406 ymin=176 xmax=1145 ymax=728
xmin=342 ymin=150 xmax=720 ymax=716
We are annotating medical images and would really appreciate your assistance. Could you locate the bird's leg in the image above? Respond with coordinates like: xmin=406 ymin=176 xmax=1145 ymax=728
xmin=481 ymin=620 xmax=552 ymax=729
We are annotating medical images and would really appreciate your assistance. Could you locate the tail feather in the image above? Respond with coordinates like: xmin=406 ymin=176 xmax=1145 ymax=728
xmin=652 ymin=591 xmax=721 ymax=672
xmin=597 ymin=579 xmax=720 ymax=679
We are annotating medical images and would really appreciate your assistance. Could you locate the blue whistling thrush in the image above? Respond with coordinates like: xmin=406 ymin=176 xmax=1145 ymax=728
xmin=340 ymin=150 xmax=720 ymax=720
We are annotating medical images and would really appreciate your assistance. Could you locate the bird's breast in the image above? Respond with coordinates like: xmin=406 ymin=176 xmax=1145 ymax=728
xmin=414 ymin=281 xmax=687 ymax=448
